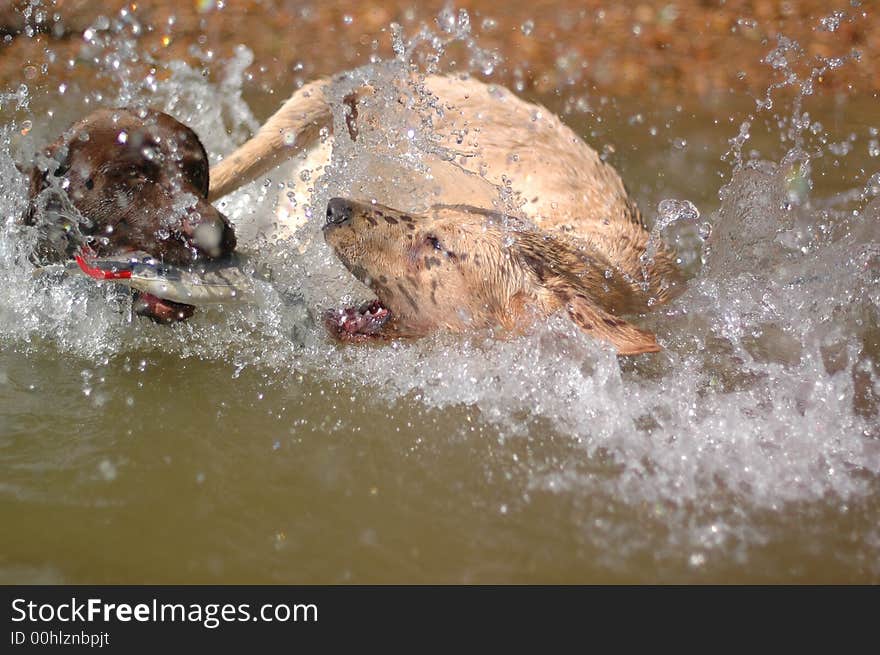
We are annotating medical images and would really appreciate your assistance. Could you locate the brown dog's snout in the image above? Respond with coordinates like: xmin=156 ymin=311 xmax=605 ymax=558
xmin=180 ymin=199 xmax=237 ymax=260
xmin=326 ymin=197 xmax=353 ymax=226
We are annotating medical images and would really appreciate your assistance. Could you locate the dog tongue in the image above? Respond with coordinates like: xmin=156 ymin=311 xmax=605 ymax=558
xmin=133 ymin=292 xmax=195 ymax=323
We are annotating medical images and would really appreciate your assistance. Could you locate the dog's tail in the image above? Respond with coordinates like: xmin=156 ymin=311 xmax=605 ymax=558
xmin=208 ymin=78 xmax=332 ymax=201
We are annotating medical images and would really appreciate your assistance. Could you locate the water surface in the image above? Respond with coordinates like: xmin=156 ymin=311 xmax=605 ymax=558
xmin=1 ymin=7 xmax=878 ymax=583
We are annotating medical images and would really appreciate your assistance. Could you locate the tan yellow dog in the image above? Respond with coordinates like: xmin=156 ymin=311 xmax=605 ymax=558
xmin=210 ymin=73 xmax=684 ymax=354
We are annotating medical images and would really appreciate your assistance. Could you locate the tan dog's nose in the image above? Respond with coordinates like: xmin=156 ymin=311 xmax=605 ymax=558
xmin=326 ymin=197 xmax=353 ymax=226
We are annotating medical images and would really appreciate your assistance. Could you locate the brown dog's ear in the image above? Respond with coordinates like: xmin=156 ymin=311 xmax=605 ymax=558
xmin=22 ymin=164 xmax=44 ymax=226
xmin=512 ymin=229 xmax=661 ymax=355
xmin=22 ymin=144 xmax=69 ymax=226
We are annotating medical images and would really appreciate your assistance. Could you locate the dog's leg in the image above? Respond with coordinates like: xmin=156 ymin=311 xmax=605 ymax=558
xmin=209 ymin=78 xmax=332 ymax=201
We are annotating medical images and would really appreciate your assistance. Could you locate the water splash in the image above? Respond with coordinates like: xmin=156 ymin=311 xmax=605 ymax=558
xmin=1 ymin=5 xmax=878 ymax=575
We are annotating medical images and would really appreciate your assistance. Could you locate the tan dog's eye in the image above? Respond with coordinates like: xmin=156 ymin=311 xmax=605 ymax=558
xmin=426 ymin=234 xmax=443 ymax=251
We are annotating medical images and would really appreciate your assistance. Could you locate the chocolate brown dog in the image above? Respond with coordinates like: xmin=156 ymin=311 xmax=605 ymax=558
xmin=23 ymin=107 xmax=236 ymax=321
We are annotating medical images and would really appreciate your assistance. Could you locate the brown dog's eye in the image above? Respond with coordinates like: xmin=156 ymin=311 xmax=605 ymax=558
xmin=126 ymin=167 xmax=148 ymax=184
xmin=426 ymin=235 xmax=443 ymax=251
xmin=85 ymin=178 xmax=94 ymax=190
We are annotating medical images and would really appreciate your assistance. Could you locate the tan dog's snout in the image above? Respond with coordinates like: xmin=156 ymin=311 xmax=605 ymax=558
xmin=325 ymin=197 xmax=354 ymax=226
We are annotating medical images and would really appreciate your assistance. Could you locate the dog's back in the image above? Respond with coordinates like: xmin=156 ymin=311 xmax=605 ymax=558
xmin=397 ymin=75 xmax=684 ymax=308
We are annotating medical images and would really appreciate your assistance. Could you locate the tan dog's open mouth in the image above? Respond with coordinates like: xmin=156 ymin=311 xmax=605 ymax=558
xmin=324 ymin=300 xmax=391 ymax=341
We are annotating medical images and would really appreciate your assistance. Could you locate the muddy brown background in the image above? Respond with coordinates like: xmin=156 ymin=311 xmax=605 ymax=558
xmin=1 ymin=0 xmax=876 ymax=115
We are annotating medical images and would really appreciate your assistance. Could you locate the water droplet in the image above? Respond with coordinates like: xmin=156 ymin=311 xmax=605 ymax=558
xmin=657 ymin=198 xmax=700 ymax=230
xmin=437 ymin=6 xmax=456 ymax=33
xmin=819 ymin=11 xmax=844 ymax=32
xmin=98 ymin=460 xmax=117 ymax=481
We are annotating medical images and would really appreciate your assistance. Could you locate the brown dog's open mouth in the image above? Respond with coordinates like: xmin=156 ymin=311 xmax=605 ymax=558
xmin=65 ymin=249 xmax=258 ymax=323
xmin=70 ymin=252 xmax=195 ymax=323
xmin=133 ymin=292 xmax=196 ymax=323
xmin=324 ymin=300 xmax=391 ymax=340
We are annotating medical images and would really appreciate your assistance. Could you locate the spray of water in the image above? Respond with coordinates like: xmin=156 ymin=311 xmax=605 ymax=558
xmin=1 ymin=5 xmax=878 ymax=573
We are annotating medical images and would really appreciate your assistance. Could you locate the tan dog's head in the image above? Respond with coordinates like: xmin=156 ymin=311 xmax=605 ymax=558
xmin=322 ymin=198 xmax=661 ymax=355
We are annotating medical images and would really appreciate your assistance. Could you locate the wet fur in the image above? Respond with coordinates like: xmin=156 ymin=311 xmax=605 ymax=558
xmin=324 ymin=200 xmax=675 ymax=355
xmin=23 ymin=107 xmax=237 ymax=321
xmin=211 ymin=73 xmax=685 ymax=354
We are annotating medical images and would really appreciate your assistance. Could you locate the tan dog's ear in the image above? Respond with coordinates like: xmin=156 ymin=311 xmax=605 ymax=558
xmin=512 ymin=230 xmax=661 ymax=355
xmin=548 ymin=279 xmax=661 ymax=355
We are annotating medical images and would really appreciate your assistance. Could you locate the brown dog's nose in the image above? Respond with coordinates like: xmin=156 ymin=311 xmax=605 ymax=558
xmin=180 ymin=198 xmax=237 ymax=261
xmin=326 ymin=197 xmax=353 ymax=226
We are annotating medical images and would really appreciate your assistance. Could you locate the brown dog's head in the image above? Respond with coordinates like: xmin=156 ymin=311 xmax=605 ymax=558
xmin=24 ymin=107 xmax=236 ymax=321
xmin=322 ymin=198 xmax=661 ymax=355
